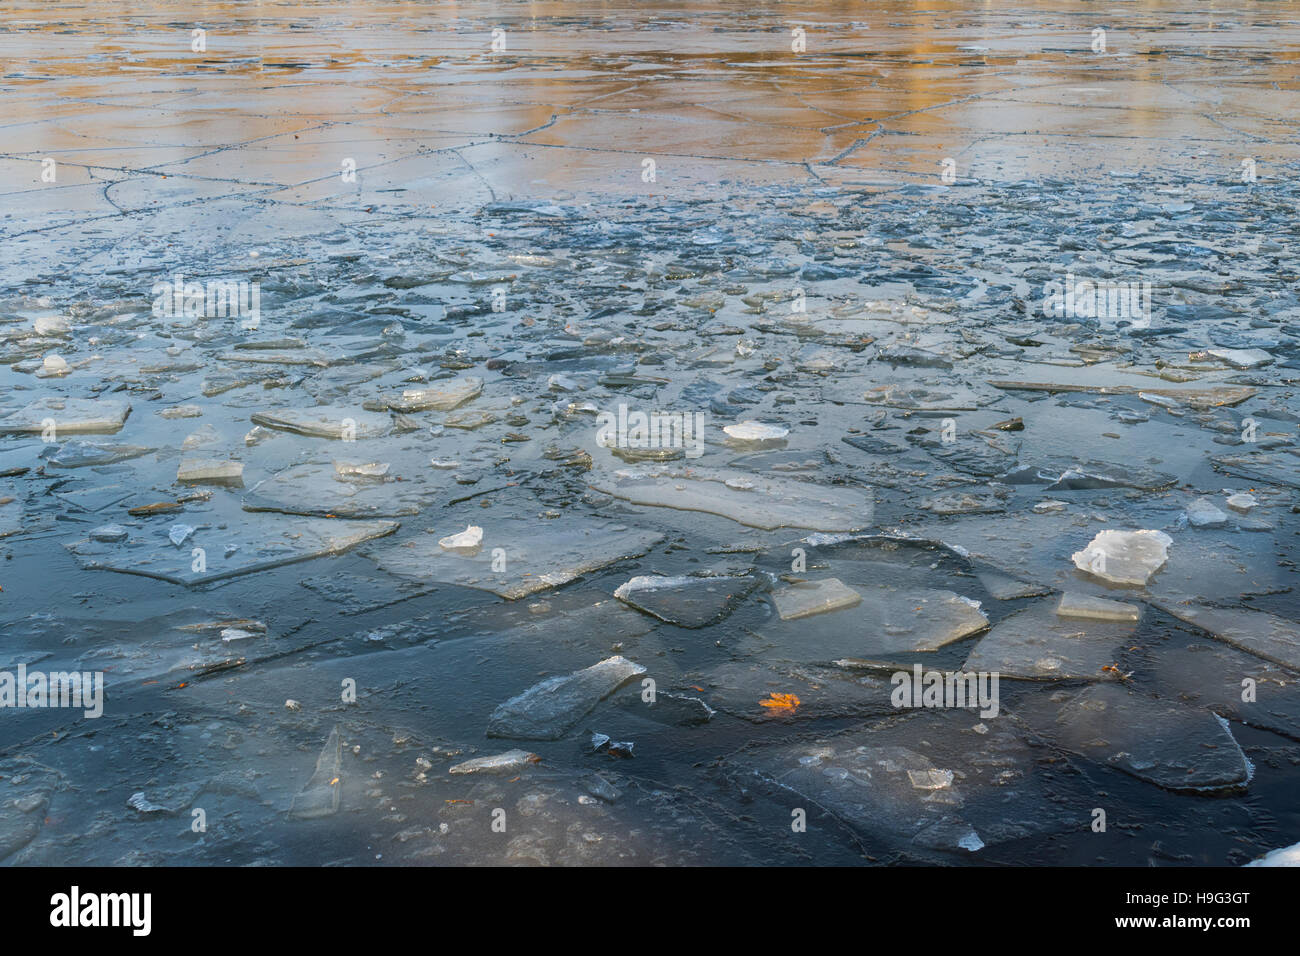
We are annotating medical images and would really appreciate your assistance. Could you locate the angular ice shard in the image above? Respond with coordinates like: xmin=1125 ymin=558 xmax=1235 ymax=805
xmin=1071 ymin=530 xmax=1172 ymax=587
xmin=763 ymin=584 xmax=987 ymax=658
xmin=1207 ymin=348 xmax=1273 ymax=369
xmin=1056 ymin=592 xmax=1141 ymax=622
xmin=176 ymin=458 xmax=243 ymax=486
xmin=289 ymin=727 xmax=342 ymax=819
xmin=487 ymin=656 xmax=646 ymax=740
xmin=976 ymin=570 xmax=1052 ymax=601
xmin=1143 ymin=638 xmax=1300 ymax=742
xmin=723 ymin=422 xmax=789 ymax=442
xmin=1150 ymin=602 xmax=1300 ymax=672
xmin=614 ymin=573 xmax=757 ymax=628
xmin=1020 ymin=684 xmax=1250 ymax=792
xmin=439 ymin=525 xmax=483 ymax=552
xmin=589 ymin=466 xmax=872 ymax=532
xmin=963 ymin=599 xmax=1135 ymax=680
xmin=0 ymin=398 xmax=130 ymax=435
xmin=771 ymin=578 xmax=862 ymax=620
xmin=1225 ymin=493 xmax=1257 ymax=513
xmin=249 ymin=406 xmax=392 ymax=440
xmin=1211 ymin=452 xmax=1300 ymax=489
xmin=725 ymin=709 xmax=1071 ymax=856
xmin=243 ymin=462 xmax=444 ymax=518
xmin=1186 ymin=497 xmax=1228 ymax=528
xmin=67 ymin=516 xmax=399 ymax=586
xmin=41 ymin=441 xmax=155 ymax=468
xmin=368 ymin=515 xmax=662 ymax=600
xmin=386 ymin=376 xmax=482 ymax=413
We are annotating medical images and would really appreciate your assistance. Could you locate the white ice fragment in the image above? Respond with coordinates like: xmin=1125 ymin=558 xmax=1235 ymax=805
xmin=168 ymin=524 xmax=195 ymax=548
xmin=1225 ymin=493 xmax=1257 ymax=514
xmin=176 ymin=458 xmax=243 ymax=485
xmin=1207 ymin=347 xmax=1273 ymax=369
xmin=1186 ymin=497 xmax=1228 ymax=529
xmin=723 ymin=421 xmax=789 ymax=442
xmin=438 ymin=525 xmax=483 ymax=552
xmin=1071 ymin=530 xmax=1172 ymax=587
xmin=1057 ymin=592 xmax=1141 ymax=622
xmin=772 ymin=577 xmax=862 ymax=620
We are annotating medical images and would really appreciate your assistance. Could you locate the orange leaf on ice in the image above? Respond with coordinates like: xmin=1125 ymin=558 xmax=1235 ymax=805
xmin=760 ymin=692 xmax=801 ymax=712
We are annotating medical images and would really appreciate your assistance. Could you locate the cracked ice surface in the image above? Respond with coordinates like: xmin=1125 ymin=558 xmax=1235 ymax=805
xmin=1 ymin=1 xmax=1299 ymax=868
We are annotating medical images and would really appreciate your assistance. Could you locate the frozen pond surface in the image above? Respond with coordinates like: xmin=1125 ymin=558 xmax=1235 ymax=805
xmin=1 ymin=0 xmax=1299 ymax=865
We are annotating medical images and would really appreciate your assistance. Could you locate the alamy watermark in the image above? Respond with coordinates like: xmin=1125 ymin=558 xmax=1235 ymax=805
xmin=595 ymin=403 xmax=706 ymax=459
xmin=151 ymin=274 xmax=261 ymax=329
xmin=0 ymin=664 xmax=103 ymax=718
xmin=1042 ymin=273 xmax=1151 ymax=329
xmin=891 ymin=664 xmax=1000 ymax=718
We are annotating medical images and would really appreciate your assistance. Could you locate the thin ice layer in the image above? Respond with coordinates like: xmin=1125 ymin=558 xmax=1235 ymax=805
xmin=367 ymin=516 xmax=663 ymax=599
xmin=589 ymin=466 xmax=872 ymax=531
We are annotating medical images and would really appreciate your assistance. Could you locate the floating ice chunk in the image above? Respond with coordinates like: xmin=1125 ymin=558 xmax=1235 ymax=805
xmin=772 ymin=578 xmax=862 ymax=620
xmin=159 ymin=404 xmax=202 ymax=420
xmin=1071 ymin=530 xmax=1172 ymax=587
xmin=68 ymin=517 xmax=399 ymax=586
xmin=220 ymin=627 xmax=258 ymax=643
xmin=614 ymin=572 xmax=757 ymax=628
xmin=168 ymin=524 xmax=195 ymax=548
xmin=41 ymin=441 xmax=154 ymax=468
xmin=1056 ymin=592 xmax=1141 ymax=622
xmin=89 ymin=524 xmax=128 ymax=543
xmin=181 ymin=424 xmax=219 ymax=450
xmin=40 ymin=354 xmax=68 ymax=376
xmin=438 ymin=525 xmax=483 ymax=552
xmin=723 ymin=421 xmax=789 ymax=442
xmin=289 ymin=727 xmax=342 ymax=820
xmin=976 ymin=570 xmax=1052 ymax=601
xmin=1186 ymin=497 xmax=1228 ymax=528
xmin=250 ymin=406 xmax=391 ymax=440
xmin=964 ymin=599 xmax=1135 ymax=680
xmin=1020 ymin=684 xmax=1250 ymax=792
xmin=908 ymin=768 xmax=954 ymax=791
xmin=1225 ymin=493 xmax=1257 ymax=513
xmin=487 ymin=656 xmax=647 ymax=740
xmin=0 ymin=397 xmax=130 ymax=435
xmin=176 ymin=458 xmax=243 ymax=486
xmin=589 ymin=466 xmax=872 ymax=532
xmin=244 ymin=426 xmax=272 ymax=446
xmin=726 ymin=709 xmax=1070 ymax=855
xmin=244 ymin=462 xmax=438 ymax=518
xmin=766 ymin=583 xmax=988 ymax=657
xmin=33 ymin=315 xmax=69 ymax=335
xmin=449 ymin=750 xmax=539 ymax=775
xmin=1207 ymin=347 xmax=1273 ymax=369
xmin=369 ymin=515 xmax=662 ymax=600
xmin=1150 ymin=602 xmax=1300 ymax=672
xmin=387 ymin=376 xmax=482 ymax=413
